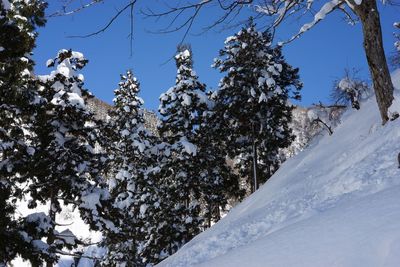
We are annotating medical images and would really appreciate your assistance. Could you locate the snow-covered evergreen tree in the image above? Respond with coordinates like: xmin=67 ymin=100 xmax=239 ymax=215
xmin=101 ymin=70 xmax=160 ymax=267
xmin=0 ymin=0 xmax=47 ymax=265
xmin=26 ymin=50 xmax=114 ymax=266
xmin=137 ymin=144 xmax=180 ymax=265
xmin=157 ymin=44 xmax=209 ymax=257
xmin=158 ymin=45 xmax=208 ymax=141
xmin=196 ymin=104 xmax=243 ymax=226
xmin=212 ymin=19 xmax=302 ymax=192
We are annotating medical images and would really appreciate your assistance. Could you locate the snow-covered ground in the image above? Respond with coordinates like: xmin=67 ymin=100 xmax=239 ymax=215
xmin=158 ymin=72 xmax=400 ymax=267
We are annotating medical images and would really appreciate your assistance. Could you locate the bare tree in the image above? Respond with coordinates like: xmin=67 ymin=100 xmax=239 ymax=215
xmin=56 ymin=0 xmax=397 ymax=124
xmin=351 ymin=0 xmax=395 ymax=124
xmin=331 ymin=68 xmax=370 ymax=109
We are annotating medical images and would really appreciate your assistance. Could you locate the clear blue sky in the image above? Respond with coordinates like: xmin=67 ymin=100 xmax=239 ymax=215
xmin=33 ymin=1 xmax=400 ymax=112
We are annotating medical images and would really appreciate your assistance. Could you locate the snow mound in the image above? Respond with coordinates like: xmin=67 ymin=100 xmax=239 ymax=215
xmin=158 ymin=77 xmax=400 ymax=266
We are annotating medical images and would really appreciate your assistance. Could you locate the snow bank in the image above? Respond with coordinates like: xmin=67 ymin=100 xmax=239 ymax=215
xmin=196 ymin=186 xmax=400 ymax=267
xmin=158 ymin=75 xmax=400 ymax=266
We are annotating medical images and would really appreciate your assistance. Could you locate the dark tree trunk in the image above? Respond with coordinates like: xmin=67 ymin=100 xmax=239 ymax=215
xmin=214 ymin=205 xmax=221 ymax=222
xmin=266 ymin=162 xmax=272 ymax=181
xmin=252 ymin=142 xmax=258 ymax=193
xmin=46 ymin=191 xmax=56 ymax=267
xmin=251 ymin=124 xmax=258 ymax=193
xmin=353 ymin=0 xmax=394 ymax=124
xmin=207 ymin=202 xmax=212 ymax=228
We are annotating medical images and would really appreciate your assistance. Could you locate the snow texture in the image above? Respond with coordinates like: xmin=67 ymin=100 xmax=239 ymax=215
xmin=299 ymin=0 xmax=339 ymax=34
xmin=179 ymin=136 xmax=197 ymax=156
xmin=158 ymin=73 xmax=400 ymax=267
xmin=38 ymin=50 xmax=88 ymax=110
xmin=2 ymin=0 xmax=10 ymax=10
xmin=388 ymin=69 xmax=400 ymax=116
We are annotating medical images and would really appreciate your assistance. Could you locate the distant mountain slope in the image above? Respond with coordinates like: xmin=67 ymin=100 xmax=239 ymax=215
xmin=285 ymin=104 xmax=344 ymax=157
xmin=158 ymin=75 xmax=400 ymax=267
xmin=87 ymin=97 xmax=158 ymax=134
xmin=88 ymin=96 xmax=343 ymax=160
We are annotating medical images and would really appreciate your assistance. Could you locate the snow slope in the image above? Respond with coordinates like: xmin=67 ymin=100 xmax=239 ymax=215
xmin=158 ymin=75 xmax=400 ymax=267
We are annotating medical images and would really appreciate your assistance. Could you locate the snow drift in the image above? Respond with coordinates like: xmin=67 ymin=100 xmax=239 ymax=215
xmin=158 ymin=73 xmax=400 ymax=267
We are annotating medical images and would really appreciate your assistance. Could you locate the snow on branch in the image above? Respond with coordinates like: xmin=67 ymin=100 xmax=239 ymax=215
xmin=395 ymin=22 xmax=400 ymax=51
xmin=265 ymin=0 xmax=345 ymax=45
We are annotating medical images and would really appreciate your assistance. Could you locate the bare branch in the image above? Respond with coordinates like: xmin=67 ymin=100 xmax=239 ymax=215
xmin=311 ymin=117 xmax=334 ymax=135
xmin=55 ymin=222 xmax=74 ymax=226
xmin=55 ymin=249 xmax=101 ymax=260
xmin=141 ymin=1 xmax=213 ymax=18
xmin=68 ymin=1 xmax=137 ymax=38
xmin=312 ymin=102 xmax=347 ymax=109
xmin=200 ymin=1 xmax=251 ymax=34
xmin=337 ymin=4 xmax=358 ymax=25
xmin=129 ymin=2 xmax=135 ymax=56
xmin=56 ymin=0 xmax=256 ymax=47
xmin=49 ymin=0 xmax=103 ymax=17
xmin=279 ymin=0 xmax=345 ymax=45
xmin=141 ymin=0 xmax=253 ymax=43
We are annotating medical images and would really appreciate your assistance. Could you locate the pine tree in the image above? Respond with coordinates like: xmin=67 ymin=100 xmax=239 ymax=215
xmin=136 ymin=144 xmax=177 ymax=265
xmin=101 ymin=70 xmax=159 ymax=267
xmin=157 ymin=44 xmax=209 ymax=257
xmin=196 ymin=104 xmax=243 ymax=226
xmin=0 ymin=0 xmax=47 ymax=265
xmin=26 ymin=50 xmax=114 ymax=266
xmin=212 ymin=19 xmax=302 ymax=192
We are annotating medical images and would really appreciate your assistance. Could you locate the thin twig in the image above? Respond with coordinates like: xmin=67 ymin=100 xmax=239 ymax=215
xmin=68 ymin=1 xmax=137 ymax=38
xmin=48 ymin=0 xmax=103 ymax=17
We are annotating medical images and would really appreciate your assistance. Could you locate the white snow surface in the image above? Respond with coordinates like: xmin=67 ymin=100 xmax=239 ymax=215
xmin=158 ymin=76 xmax=400 ymax=266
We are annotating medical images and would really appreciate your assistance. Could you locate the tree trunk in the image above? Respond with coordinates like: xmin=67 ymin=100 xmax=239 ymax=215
xmin=266 ymin=162 xmax=272 ymax=181
xmin=214 ymin=205 xmax=221 ymax=222
xmin=252 ymin=137 xmax=258 ymax=193
xmin=353 ymin=0 xmax=394 ymax=124
xmin=46 ymin=191 xmax=56 ymax=267
xmin=207 ymin=202 xmax=212 ymax=228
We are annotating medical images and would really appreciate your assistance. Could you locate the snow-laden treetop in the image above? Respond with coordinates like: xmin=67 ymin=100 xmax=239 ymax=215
xmin=38 ymin=49 xmax=89 ymax=110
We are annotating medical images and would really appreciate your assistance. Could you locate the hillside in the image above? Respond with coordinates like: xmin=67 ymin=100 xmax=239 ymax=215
xmin=158 ymin=72 xmax=400 ymax=267
xmin=87 ymin=97 xmax=158 ymax=134
xmin=12 ymin=79 xmax=398 ymax=267
xmin=88 ymin=96 xmax=343 ymax=161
